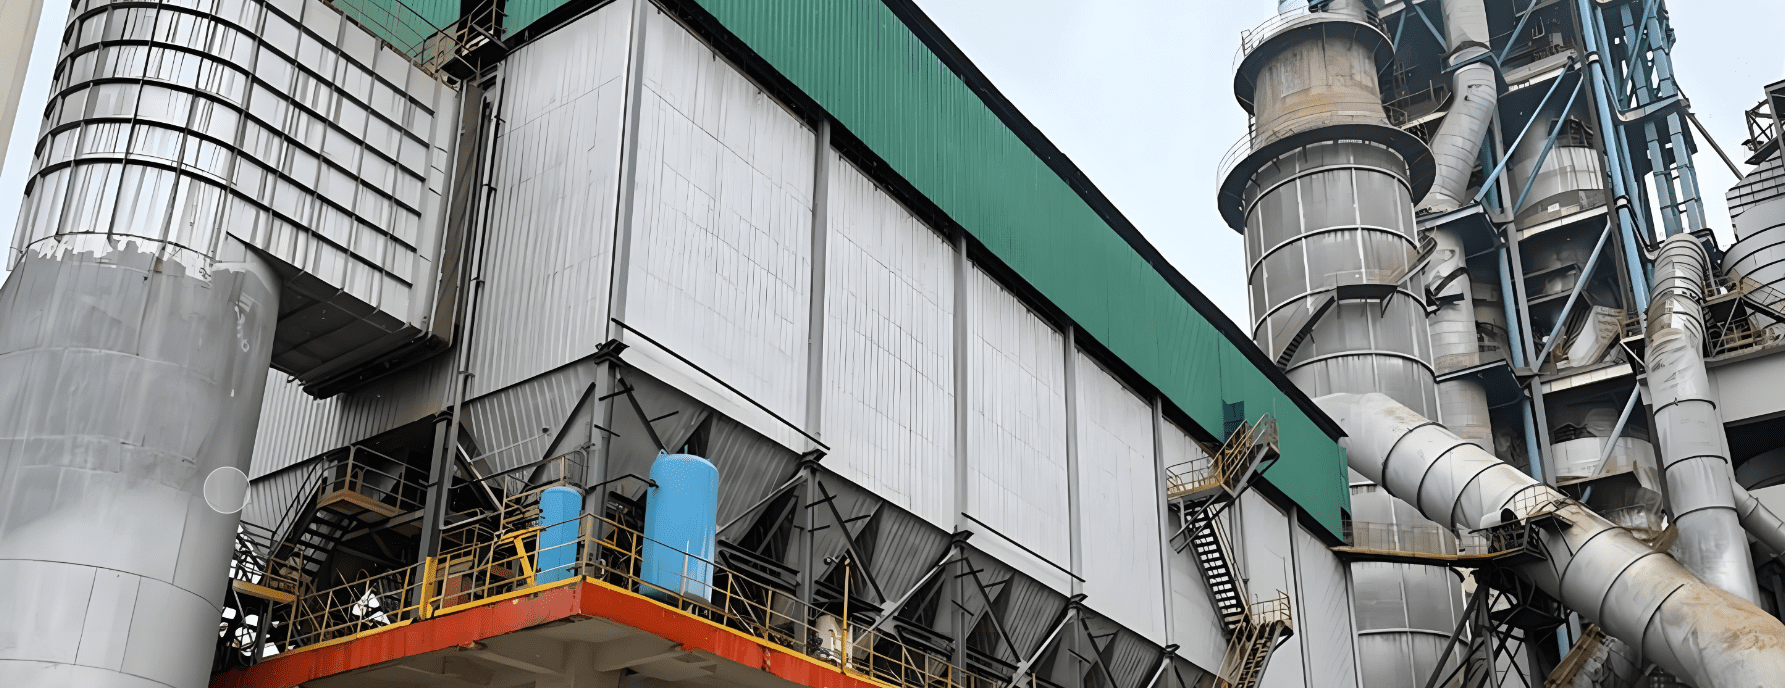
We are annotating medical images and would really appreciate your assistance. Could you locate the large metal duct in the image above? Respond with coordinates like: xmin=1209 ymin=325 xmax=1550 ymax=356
xmin=1732 ymin=479 xmax=1785 ymax=561
xmin=1320 ymin=392 xmax=1785 ymax=688
xmin=1723 ymin=196 xmax=1785 ymax=344
xmin=1431 ymin=228 xmax=1492 ymax=451
xmin=1420 ymin=0 xmax=1497 ymax=452
xmin=1418 ymin=0 xmax=1496 ymax=214
xmin=1222 ymin=3 xmax=1456 ymax=686
xmin=0 ymin=236 xmax=279 ymax=688
xmin=1647 ymin=233 xmax=1761 ymax=604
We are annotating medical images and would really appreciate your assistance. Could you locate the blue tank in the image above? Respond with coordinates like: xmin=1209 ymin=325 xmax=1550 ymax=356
xmin=536 ymin=485 xmax=582 ymax=584
xmin=640 ymin=451 xmax=718 ymax=601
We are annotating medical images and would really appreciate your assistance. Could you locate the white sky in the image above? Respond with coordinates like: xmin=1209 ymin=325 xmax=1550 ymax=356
xmin=909 ymin=0 xmax=1785 ymax=324
xmin=2 ymin=0 xmax=1782 ymax=323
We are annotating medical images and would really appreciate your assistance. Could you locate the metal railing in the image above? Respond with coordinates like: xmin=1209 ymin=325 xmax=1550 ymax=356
xmin=1215 ymin=592 xmax=1294 ymax=688
xmin=1340 ymin=517 xmax=1551 ymax=560
xmin=318 ymin=445 xmax=427 ymax=515
xmin=1235 ymin=4 xmax=1388 ymax=67
xmin=227 ymin=521 xmax=301 ymax=595
xmin=1216 ymin=128 xmax=1406 ymax=196
xmin=255 ymin=506 xmax=1022 ymax=688
xmin=1165 ymin=416 xmax=1278 ymax=501
xmin=322 ymin=0 xmax=505 ymax=80
xmin=1706 ymin=273 xmax=1785 ymax=357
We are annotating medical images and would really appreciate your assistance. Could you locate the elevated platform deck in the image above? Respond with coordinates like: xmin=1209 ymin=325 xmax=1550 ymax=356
xmin=212 ymin=578 xmax=909 ymax=688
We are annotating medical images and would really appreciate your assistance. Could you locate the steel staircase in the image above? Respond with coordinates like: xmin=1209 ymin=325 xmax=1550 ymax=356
xmin=1216 ymin=594 xmax=1294 ymax=688
xmin=269 ymin=502 xmax=356 ymax=592
xmin=1190 ymin=520 xmax=1250 ymax=631
xmin=1164 ymin=415 xmax=1292 ymax=688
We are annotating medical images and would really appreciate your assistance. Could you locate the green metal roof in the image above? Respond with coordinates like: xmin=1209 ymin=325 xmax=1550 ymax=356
xmin=497 ymin=0 xmax=1352 ymax=538
xmin=681 ymin=0 xmax=1351 ymax=538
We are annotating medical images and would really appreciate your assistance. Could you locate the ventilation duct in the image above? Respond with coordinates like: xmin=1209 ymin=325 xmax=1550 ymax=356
xmin=1319 ymin=392 xmax=1785 ymax=688
xmin=1647 ymin=233 xmax=1761 ymax=603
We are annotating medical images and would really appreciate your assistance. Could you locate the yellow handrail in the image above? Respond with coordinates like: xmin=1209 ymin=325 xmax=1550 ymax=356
xmin=1165 ymin=415 xmax=1278 ymax=501
xmin=258 ymin=507 xmax=1023 ymax=688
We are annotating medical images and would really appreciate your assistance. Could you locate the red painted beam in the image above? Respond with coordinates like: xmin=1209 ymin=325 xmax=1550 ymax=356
xmin=211 ymin=581 xmax=886 ymax=688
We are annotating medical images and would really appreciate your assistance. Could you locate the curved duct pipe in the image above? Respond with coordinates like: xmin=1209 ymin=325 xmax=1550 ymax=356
xmin=1647 ymin=233 xmax=1760 ymax=603
xmin=1422 ymin=0 xmax=1498 ymax=454
xmin=1419 ymin=0 xmax=1497 ymax=214
xmin=1319 ymin=392 xmax=1785 ymax=687
xmin=1732 ymin=479 xmax=1785 ymax=562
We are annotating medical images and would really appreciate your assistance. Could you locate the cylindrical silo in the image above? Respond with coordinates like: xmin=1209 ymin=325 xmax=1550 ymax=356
xmin=0 ymin=236 xmax=279 ymax=688
xmin=1724 ymin=195 xmax=1785 ymax=345
xmin=1221 ymin=4 xmax=1460 ymax=687
xmin=641 ymin=451 xmax=718 ymax=602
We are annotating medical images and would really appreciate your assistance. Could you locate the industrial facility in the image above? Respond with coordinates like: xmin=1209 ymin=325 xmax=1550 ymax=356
xmin=3 ymin=0 xmax=1785 ymax=687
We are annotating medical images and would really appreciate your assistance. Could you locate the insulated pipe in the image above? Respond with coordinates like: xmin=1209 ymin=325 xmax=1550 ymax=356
xmin=1646 ymin=233 xmax=1760 ymax=603
xmin=1419 ymin=0 xmax=1496 ymax=214
xmin=1430 ymin=228 xmax=1491 ymax=450
xmin=1576 ymin=0 xmax=1652 ymax=309
xmin=1732 ymin=479 xmax=1785 ymax=563
xmin=1319 ymin=392 xmax=1785 ymax=688
xmin=1422 ymin=0 xmax=1497 ymax=454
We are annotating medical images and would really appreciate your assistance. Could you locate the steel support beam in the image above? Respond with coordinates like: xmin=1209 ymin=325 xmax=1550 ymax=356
xmin=1533 ymin=219 xmax=1614 ymax=366
xmin=1476 ymin=70 xmax=1574 ymax=203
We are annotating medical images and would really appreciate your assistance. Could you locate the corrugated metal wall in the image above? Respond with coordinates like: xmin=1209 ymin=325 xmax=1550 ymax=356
xmin=684 ymin=0 xmax=1351 ymax=538
xmin=460 ymin=361 xmax=600 ymax=475
xmin=621 ymin=9 xmax=815 ymax=424
xmin=965 ymin=264 xmax=1070 ymax=575
xmin=1074 ymin=351 xmax=1166 ymax=640
xmin=467 ymin=0 xmax=630 ymax=398
xmin=248 ymin=353 xmax=452 ymax=478
xmin=1293 ymin=518 xmax=1358 ymax=688
xmin=821 ymin=156 xmax=956 ymax=529
xmin=1237 ymin=491 xmax=1303 ymax=688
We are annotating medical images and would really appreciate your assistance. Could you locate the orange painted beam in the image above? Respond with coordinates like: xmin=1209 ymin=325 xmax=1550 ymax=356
xmin=211 ymin=580 xmax=889 ymax=688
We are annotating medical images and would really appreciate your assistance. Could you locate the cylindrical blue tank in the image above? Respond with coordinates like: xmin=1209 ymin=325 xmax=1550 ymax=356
xmin=641 ymin=451 xmax=718 ymax=601
xmin=536 ymin=485 xmax=583 ymax=584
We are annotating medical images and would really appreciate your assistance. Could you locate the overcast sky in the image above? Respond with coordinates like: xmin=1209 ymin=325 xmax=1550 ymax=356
xmin=3 ymin=1 xmax=1783 ymax=322
xmin=908 ymin=0 xmax=1785 ymax=325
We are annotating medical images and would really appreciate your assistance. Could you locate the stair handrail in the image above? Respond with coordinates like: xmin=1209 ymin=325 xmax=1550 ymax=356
xmin=321 ymin=445 xmax=429 ymax=514
xmin=1212 ymin=519 xmax=1250 ymax=625
xmin=1165 ymin=415 xmax=1278 ymax=501
xmin=267 ymin=458 xmax=336 ymax=550
xmin=1215 ymin=592 xmax=1294 ymax=688
xmin=1212 ymin=415 xmax=1277 ymax=492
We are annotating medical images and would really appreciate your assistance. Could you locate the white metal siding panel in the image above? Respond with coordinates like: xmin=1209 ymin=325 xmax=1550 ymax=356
xmin=623 ymin=10 xmax=814 ymax=423
xmin=1294 ymin=520 xmax=1357 ymax=688
xmin=247 ymin=354 xmax=452 ymax=478
xmin=965 ymin=265 xmax=1070 ymax=574
xmin=1161 ymin=421 xmax=1226 ymax=672
xmin=821 ymin=157 xmax=954 ymax=528
xmin=1239 ymin=491 xmax=1304 ymax=688
xmin=1074 ymin=351 xmax=1165 ymax=639
xmin=467 ymin=2 xmax=631 ymax=397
